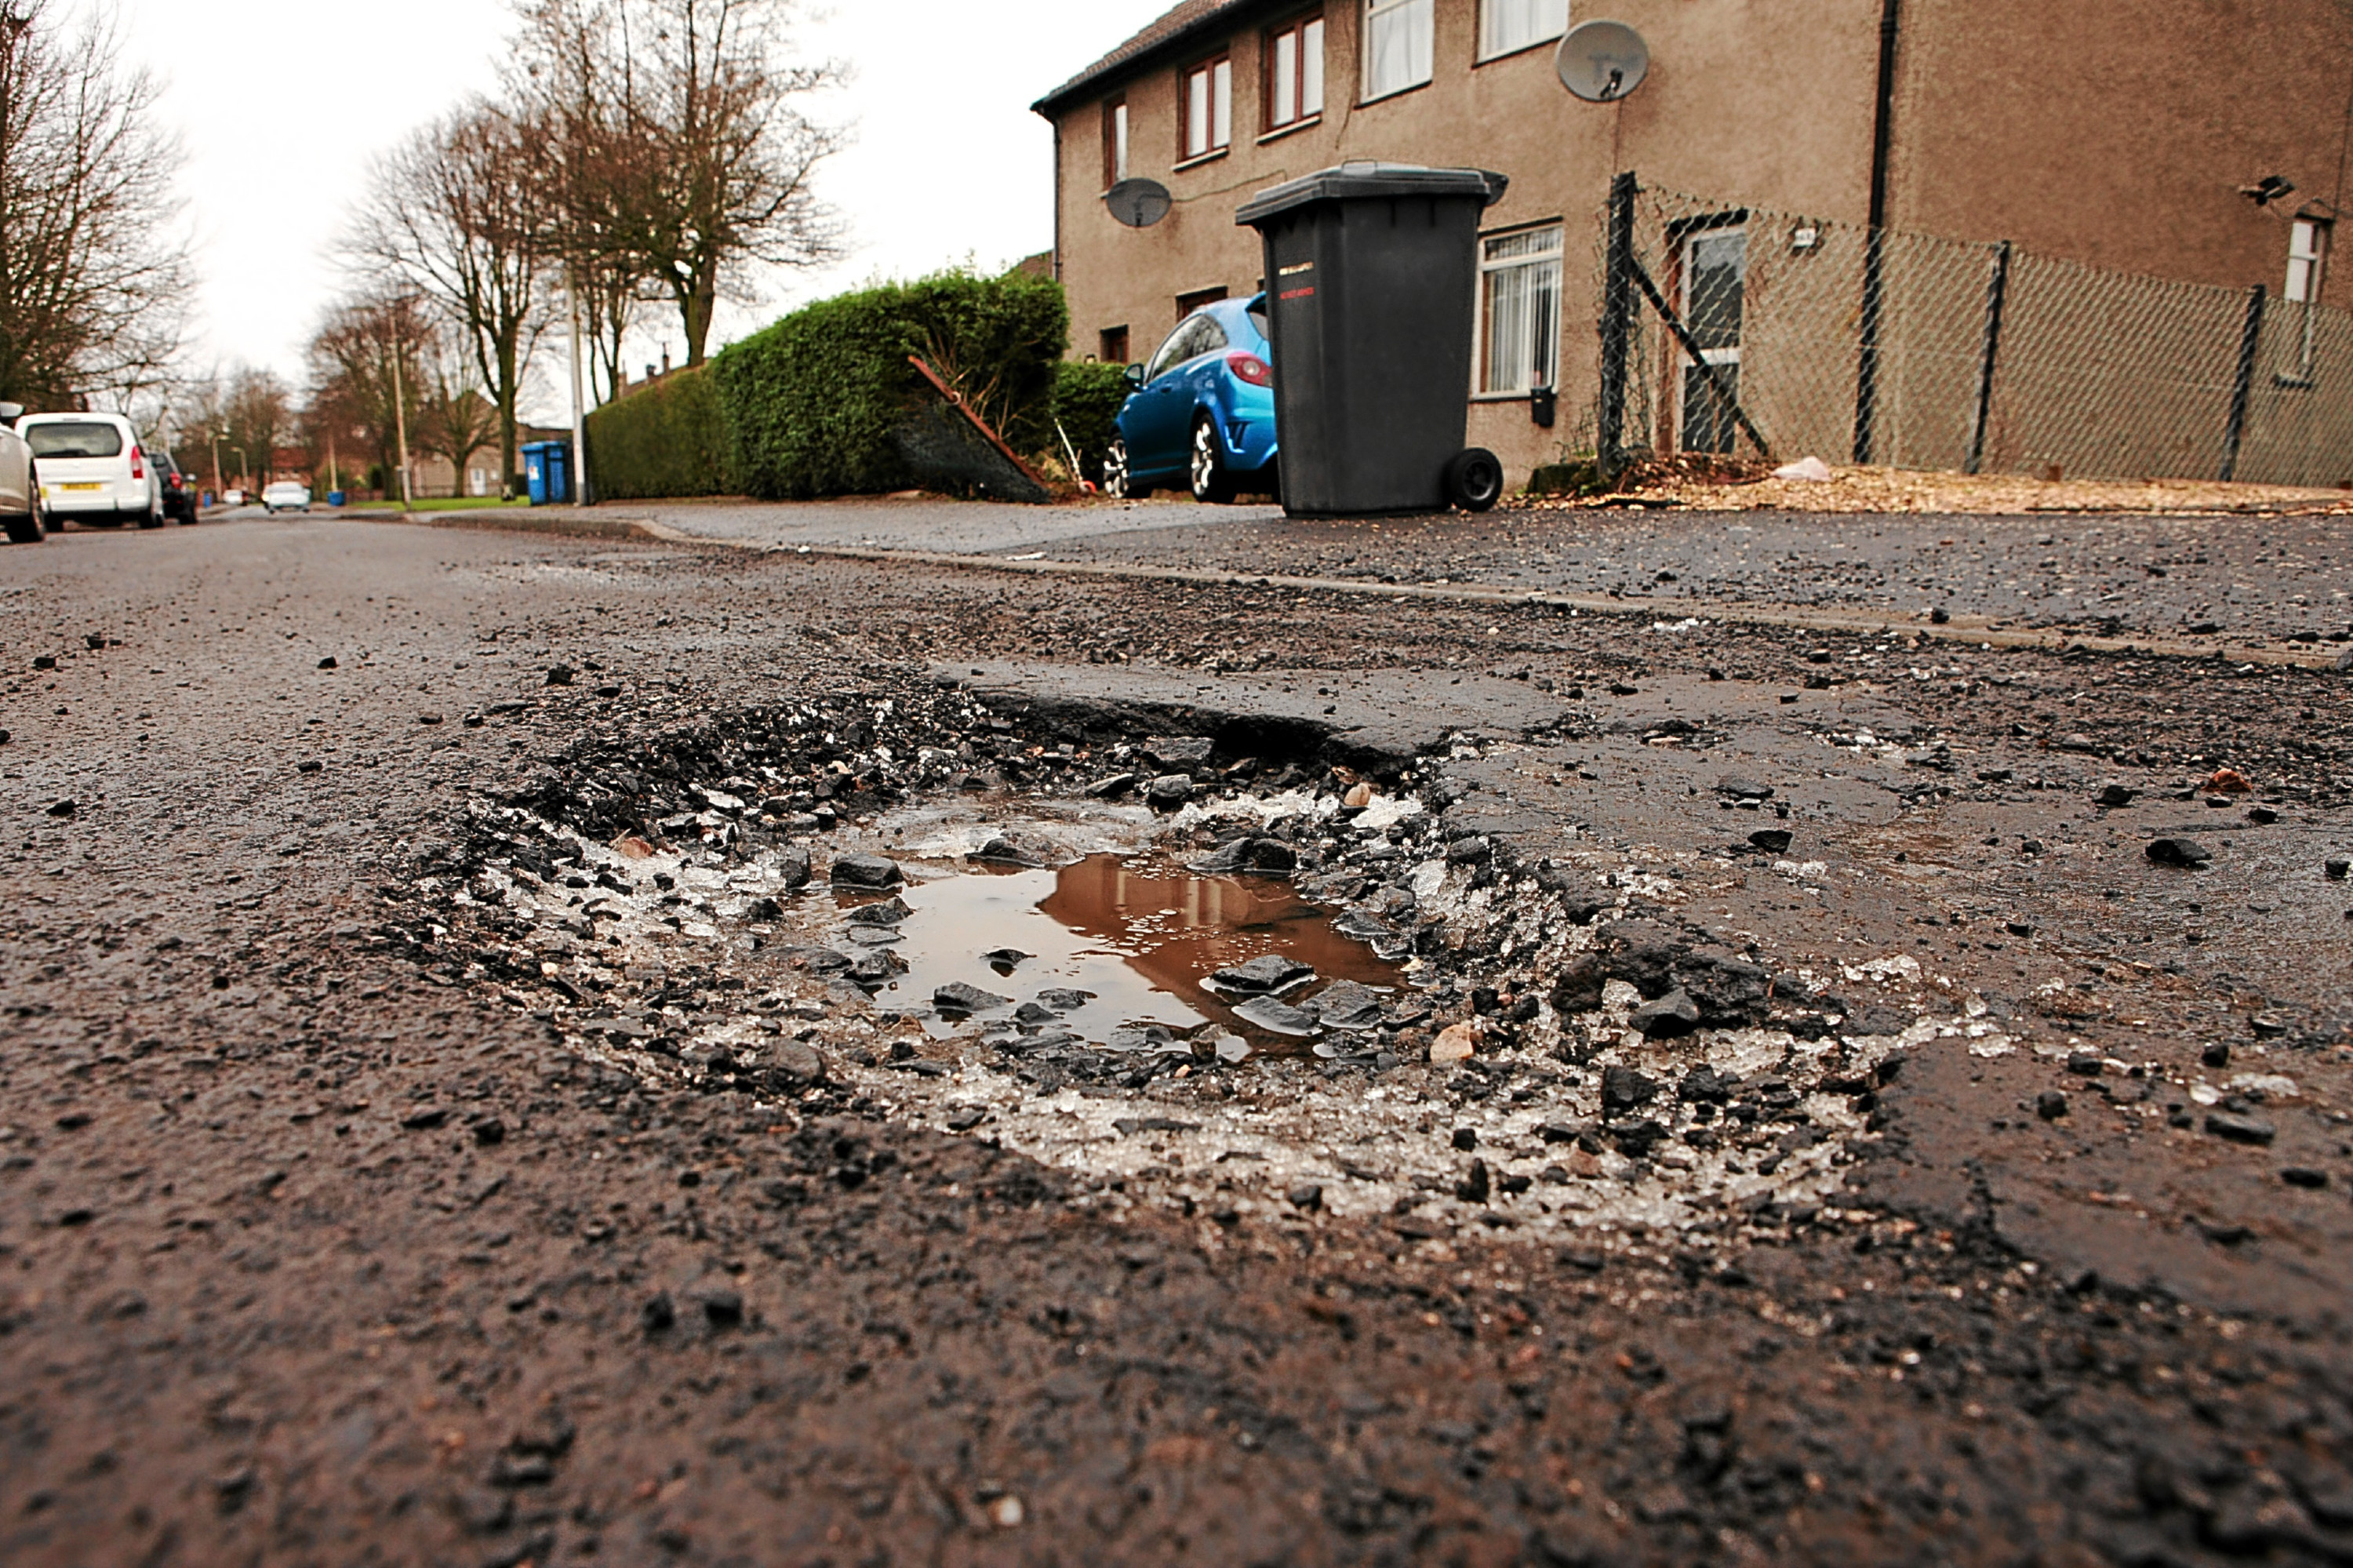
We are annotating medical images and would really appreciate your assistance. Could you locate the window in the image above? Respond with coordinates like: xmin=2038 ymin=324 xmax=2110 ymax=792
xmin=1364 ymin=0 xmax=1433 ymax=100
xmin=1266 ymin=13 xmax=1326 ymax=129
xmin=1479 ymin=226 xmax=1563 ymax=395
xmin=1147 ymin=310 xmax=1231 ymax=382
xmin=1479 ymin=0 xmax=1567 ymax=60
xmin=2287 ymin=218 xmax=2329 ymax=304
xmin=1103 ymin=96 xmax=1129 ymax=188
xmin=1100 ymin=326 xmax=1131 ymax=366
xmin=1182 ymin=55 xmax=1232 ymax=160
xmin=24 ymin=421 xmax=124 ymax=459
xmin=1176 ymin=285 xmax=1231 ymax=323
xmin=1678 ymin=227 xmax=1748 ymax=454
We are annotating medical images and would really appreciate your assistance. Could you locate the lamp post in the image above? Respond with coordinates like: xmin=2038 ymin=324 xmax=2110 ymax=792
xmin=387 ymin=326 xmax=412 ymax=509
xmin=209 ymin=429 xmax=224 ymax=498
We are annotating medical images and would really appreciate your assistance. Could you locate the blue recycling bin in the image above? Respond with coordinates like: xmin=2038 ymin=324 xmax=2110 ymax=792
xmin=521 ymin=440 xmax=573 ymax=506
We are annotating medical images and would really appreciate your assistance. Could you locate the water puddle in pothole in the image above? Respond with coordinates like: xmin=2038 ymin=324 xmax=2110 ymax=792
xmin=834 ymin=853 xmax=1417 ymax=1061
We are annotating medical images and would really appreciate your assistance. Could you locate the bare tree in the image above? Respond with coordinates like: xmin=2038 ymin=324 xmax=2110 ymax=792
xmin=184 ymin=365 xmax=289 ymax=491
xmin=0 ymin=0 xmax=191 ymax=409
xmin=508 ymin=0 xmax=656 ymax=404
xmin=415 ymin=333 xmax=499 ymax=497
xmin=509 ymin=0 xmax=846 ymax=370
xmin=347 ymin=103 xmax=547 ymax=496
xmin=305 ymin=293 xmax=428 ymax=497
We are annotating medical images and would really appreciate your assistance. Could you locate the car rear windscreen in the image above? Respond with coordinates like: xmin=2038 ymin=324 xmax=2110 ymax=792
xmin=26 ymin=423 xmax=125 ymax=459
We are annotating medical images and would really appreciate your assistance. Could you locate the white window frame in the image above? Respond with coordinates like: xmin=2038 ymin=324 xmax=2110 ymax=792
xmin=1105 ymin=98 xmax=1129 ymax=187
xmin=1676 ymin=225 xmax=1748 ymax=454
xmin=2287 ymin=217 xmax=2329 ymax=304
xmin=1477 ymin=224 xmax=1564 ymax=396
xmin=1182 ymin=55 xmax=1233 ymax=161
xmin=1478 ymin=0 xmax=1568 ymax=62
xmin=1266 ymin=13 xmax=1326 ymax=130
xmin=1363 ymin=0 xmax=1434 ymax=102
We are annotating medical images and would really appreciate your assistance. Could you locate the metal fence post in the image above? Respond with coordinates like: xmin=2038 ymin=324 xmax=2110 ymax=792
xmin=1597 ymin=171 xmax=1639 ymax=481
xmin=1965 ymin=240 xmax=2013 ymax=475
xmin=1853 ymin=226 xmax=1889 ymax=465
xmin=2219 ymin=284 xmax=2266 ymax=482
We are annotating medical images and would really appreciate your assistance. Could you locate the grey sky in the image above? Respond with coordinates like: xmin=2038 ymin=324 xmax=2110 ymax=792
xmin=87 ymin=0 xmax=1169 ymax=395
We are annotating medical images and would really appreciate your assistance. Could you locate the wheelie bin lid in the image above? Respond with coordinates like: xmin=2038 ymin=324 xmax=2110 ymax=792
xmin=1236 ymin=162 xmax=1508 ymax=228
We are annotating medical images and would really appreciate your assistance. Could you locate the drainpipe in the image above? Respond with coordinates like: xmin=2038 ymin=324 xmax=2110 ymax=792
xmin=1051 ymin=121 xmax=1065 ymax=287
xmin=1852 ymin=0 xmax=1902 ymax=465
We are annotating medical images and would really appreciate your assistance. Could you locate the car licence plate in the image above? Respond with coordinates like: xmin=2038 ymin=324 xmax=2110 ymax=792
xmin=60 ymin=482 xmax=104 ymax=491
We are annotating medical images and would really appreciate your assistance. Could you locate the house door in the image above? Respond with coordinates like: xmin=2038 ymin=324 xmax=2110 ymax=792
xmin=1678 ymin=227 xmax=1747 ymax=454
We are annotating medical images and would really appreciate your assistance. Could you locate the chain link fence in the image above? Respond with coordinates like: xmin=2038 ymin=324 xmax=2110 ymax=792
xmin=1580 ymin=174 xmax=2353 ymax=489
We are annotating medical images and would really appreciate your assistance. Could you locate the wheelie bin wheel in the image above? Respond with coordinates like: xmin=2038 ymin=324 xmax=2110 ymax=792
xmin=1445 ymin=448 xmax=1504 ymax=513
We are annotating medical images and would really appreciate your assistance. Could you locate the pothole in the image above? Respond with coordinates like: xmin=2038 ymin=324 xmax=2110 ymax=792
xmin=433 ymin=687 xmax=1962 ymax=1261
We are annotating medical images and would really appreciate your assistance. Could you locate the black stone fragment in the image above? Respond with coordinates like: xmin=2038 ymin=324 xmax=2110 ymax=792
xmin=1631 ymin=988 xmax=1700 ymax=1039
xmin=831 ymin=854 xmax=904 ymax=889
xmin=2146 ymin=838 xmax=2212 ymax=868
xmin=2206 ymin=1111 xmax=2277 ymax=1146
xmin=1189 ymin=837 xmax=1297 ymax=875
xmin=1602 ymin=1065 xmax=1660 ymax=1115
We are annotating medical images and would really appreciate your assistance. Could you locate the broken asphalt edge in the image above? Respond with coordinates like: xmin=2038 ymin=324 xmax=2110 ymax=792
xmin=356 ymin=507 xmax=2342 ymax=673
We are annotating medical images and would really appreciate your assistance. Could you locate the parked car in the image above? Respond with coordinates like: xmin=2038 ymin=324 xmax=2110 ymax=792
xmin=17 ymin=412 xmax=162 ymax=529
xmin=220 ymin=489 xmax=245 ymax=507
xmin=261 ymin=482 xmax=312 ymax=515
xmin=1107 ymin=295 xmax=1279 ymax=504
xmin=0 ymin=403 xmax=37 ymax=544
xmin=152 ymin=449 xmax=198 ymax=525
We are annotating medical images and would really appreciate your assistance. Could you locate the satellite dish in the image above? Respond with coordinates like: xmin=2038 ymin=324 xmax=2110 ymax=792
xmin=1556 ymin=20 xmax=1651 ymax=103
xmin=1105 ymin=178 xmax=1173 ymax=229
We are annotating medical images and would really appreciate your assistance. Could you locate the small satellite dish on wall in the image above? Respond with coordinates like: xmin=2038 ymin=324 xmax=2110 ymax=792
xmin=1556 ymin=20 xmax=1651 ymax=103
xmin=1105 ymin=179 xmax=1173 ymax=228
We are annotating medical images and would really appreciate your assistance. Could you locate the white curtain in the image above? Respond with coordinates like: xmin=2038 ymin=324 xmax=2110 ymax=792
xmin=1482 ymin=231 xmax=1562 ymax=394
xmin=1366 ymin=0 xmax=1434 ymax=97
xmin=1482 ymin=0 xmax=1568 ymax=58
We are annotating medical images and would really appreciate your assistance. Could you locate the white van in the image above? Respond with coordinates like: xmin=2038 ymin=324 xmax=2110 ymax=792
xmin=20 ymin=412 xmax=163 ymax=529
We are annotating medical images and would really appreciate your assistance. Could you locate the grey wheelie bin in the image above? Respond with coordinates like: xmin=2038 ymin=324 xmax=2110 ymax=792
xmin=1237 ymin=162 xmax=1509 ymax=517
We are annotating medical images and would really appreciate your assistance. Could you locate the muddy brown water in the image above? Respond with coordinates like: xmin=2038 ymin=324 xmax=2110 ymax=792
xmin=846 ymin=853 xmax=1408 ymax=1052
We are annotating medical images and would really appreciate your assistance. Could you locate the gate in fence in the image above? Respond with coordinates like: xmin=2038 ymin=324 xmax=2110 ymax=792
xmin=1589 ymin=173 xmax=2353 ymax=490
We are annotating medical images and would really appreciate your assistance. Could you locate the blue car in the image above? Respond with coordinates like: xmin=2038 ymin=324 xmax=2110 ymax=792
xmin=1107 ymin=295 xmax=1278 ymax=504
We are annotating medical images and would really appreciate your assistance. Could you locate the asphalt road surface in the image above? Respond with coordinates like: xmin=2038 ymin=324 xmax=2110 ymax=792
xmin=3 ymin=512 xmax=2351 ymax=1566
xmin=595 ymin=495 xmax=2353 ymax=650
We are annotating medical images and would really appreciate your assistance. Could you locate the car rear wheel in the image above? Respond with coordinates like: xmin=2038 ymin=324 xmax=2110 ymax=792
xmin=7 ymin=467 xmax=42 ymax=544
xmin=1105 ymin=437 xmax=1151 ymax=501
xmin=1190 ymin=417 xmax=1237 ymax=505
xmin=139 ymin=500 xmax=164 ymax=529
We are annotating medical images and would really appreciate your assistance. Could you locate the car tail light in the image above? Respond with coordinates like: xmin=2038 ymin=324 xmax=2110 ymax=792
xmin=130 ymin=446 xmax=144 ymax=479
xmin=1226 ymin=352 xmax=1272 ymax=387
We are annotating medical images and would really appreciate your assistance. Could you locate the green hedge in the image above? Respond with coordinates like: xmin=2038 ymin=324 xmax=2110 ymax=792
xmin=584 ymin=366 xmax=735 ymax=500
xmin=1053 ymin=361 xmax=1131 ymax=486
xmin=714 ymin=266 xmax=1070 ymax=500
